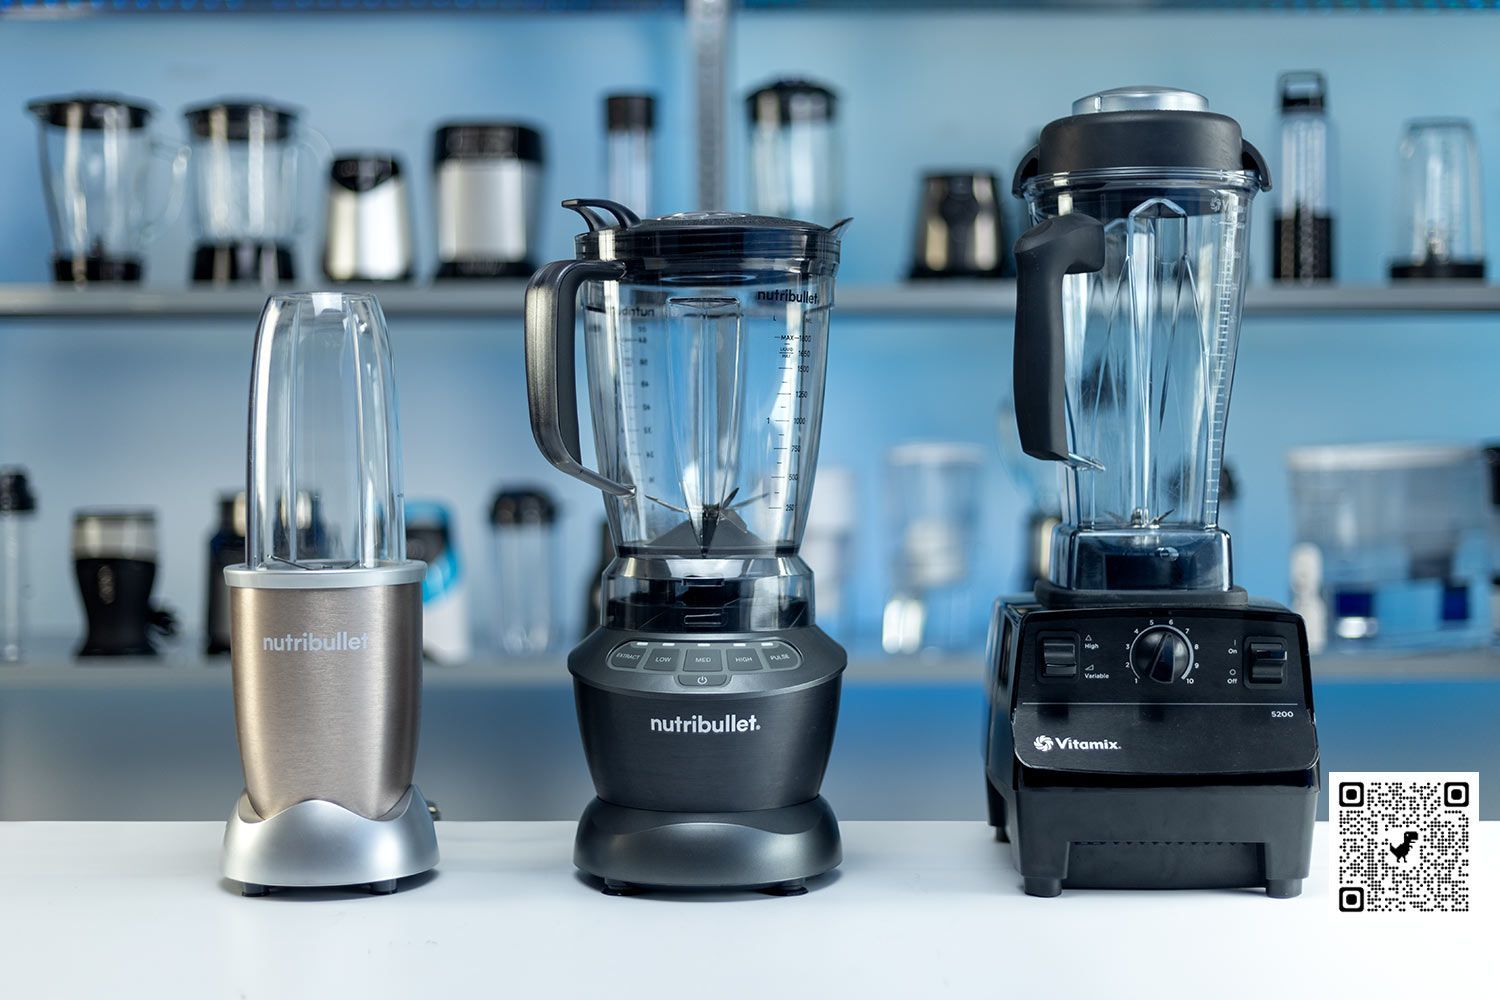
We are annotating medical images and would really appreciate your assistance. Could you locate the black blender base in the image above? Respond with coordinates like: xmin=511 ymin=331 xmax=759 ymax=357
xmin=574 ymin=796 xmax=842 ymax=894
xmin=986 ymin=778 xmax=1315 ymax=898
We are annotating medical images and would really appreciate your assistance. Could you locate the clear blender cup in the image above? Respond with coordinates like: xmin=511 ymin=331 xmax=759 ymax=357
xmin=526 ymin=200 xmax=847 ymax=631
xmin=1011 ymin=87 xmax=1268 ymax=595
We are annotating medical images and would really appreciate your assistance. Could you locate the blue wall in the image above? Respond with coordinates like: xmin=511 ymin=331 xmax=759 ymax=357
xmin=2 ymin=10 xmax=1499 ymax=645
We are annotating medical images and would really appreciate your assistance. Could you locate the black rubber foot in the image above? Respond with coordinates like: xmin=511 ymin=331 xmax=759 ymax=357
xmin=1024 ymin=876 xmax=1063 ymax=897
xmin=601 ymin=879 xmax=643 ymax=897
xmin=1266 ymin=878 xmax=1302 ymax=899
xmin=367 ymin=880 xmax=398 ymax=895
xmin=240 ymin=883 xmax=269 ymax=897
xmin=760 ymin=879 xmax=808 ymax=897
xmin=994 ymin=828 xmax=1009 ymax=843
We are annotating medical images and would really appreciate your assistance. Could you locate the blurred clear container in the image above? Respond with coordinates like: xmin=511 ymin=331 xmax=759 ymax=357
xmin=0 ymin=468 xmax=37 ymax=662
xmin=1287 ymin=442 xmax=1492 ymax=651
xmin=1390 ymin=118 xmax=1485 ymax=280
xmin=1273 ymin=71 xmax=1334 ymax=283
xmin=491 ymin=488 xmax=559 ymax=656
xmin=746 ymin=79 xmax=841 ymax=226
xmin=882 ymin=443 xmax=984 ymax=655
xmin=605 ymin=93 xmax=655 ymax=217
xmin=801 ymin=466 xmax=857 ymax=644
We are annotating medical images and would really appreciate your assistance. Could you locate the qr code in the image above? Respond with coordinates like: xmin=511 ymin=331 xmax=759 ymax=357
xmin=1332 ymin=771 xmax=1477 ymax=913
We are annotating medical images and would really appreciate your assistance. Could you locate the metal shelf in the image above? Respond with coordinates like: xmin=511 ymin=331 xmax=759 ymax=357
xmin=4 ymin=281 xmax=1500 ymax=321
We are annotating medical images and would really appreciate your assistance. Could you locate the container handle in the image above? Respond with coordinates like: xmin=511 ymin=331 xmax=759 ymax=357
xmin=1013 ymin=212 xmax=1105 ymax=465
xmin=524 ymin=258 xmax=634 ymax=496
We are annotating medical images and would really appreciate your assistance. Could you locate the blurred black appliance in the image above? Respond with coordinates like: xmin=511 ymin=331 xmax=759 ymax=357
xmin=909 ymin=172 xmax=1007 ymax=279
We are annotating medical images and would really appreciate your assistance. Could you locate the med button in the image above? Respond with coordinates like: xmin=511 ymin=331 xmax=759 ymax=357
xmin=759 ymin=642 xmax=801 ymax=670
xmin=608 ymin=643 xmax=649 ymax=670
xmin=683 ymin=648 xmax=725 ymax=672
xmin=1246 ymin=639 xmax=1289 ymax=685
xmin=1039 ymin=635 xmax=1079 ymax=680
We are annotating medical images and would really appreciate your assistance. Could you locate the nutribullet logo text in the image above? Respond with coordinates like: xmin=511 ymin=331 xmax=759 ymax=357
xmin=650 ymin=714 xmax=760 ymax=734
xmin=262 ymin=631 xmax=369 ymax=653
xmin=755 ymin=289 xmax=819 ymax=305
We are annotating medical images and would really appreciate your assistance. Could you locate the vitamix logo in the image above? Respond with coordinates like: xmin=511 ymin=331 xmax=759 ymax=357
xmin=1033 ymin=734 xmax=1120 ymax=752
xmin=756 ymin=289 xmax=819 ymax=305
xmin=650 ymin=713 xmax=761 ymax=735
xmin=262 ymin=631 xmax=369 ymax=653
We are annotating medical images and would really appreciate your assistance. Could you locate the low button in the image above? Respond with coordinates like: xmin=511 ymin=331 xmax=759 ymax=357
xmin=677 ymin=672 xmax=729 ymax=688
xmin=726 ymin=648 xmax=763 ymax=671
xmin=643 ymin=648 xmax=683 ymax=672
xmin=683 ymin=649 xmax=725 ymax=673
xmin=608 ymin=645 xmax=648 ymax=670
xmin=760 ymin=642 xmax=802 ymax=671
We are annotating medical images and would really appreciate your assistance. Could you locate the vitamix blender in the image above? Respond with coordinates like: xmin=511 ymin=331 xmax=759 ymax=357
xmin=984 ymin=88 xmax=1319 ymax=898
xmin=525 ymin=199 xmax=847 ymax=894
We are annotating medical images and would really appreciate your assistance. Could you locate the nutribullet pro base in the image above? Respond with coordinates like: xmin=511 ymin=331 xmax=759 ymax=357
xmin=983 ymin=591 xmax=1319 ymax=898
xmin=569 ymin=577 xmax=844 ymax=895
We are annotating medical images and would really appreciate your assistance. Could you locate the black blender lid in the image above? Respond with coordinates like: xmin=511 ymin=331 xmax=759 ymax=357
xmin=746 ymin=78 xmax=837 ymax=124
xmin=1279 ymin=71 xmax=1327 ymax=111
xmin=433 ymin=122 xmax=543 ymax=163
xmin=1013 ymin=86 xmax=1270 ymax=197
xmin=331 ymin=153 xmax=402 ymax=191
xmin=28 ymin=94 xmax=153 ymax=130
xmin=183 ymin=99 xmax=299 ymax=141
xmin=605 ymin=93 xmax=655 ymax=131
xmin=564 ymin=198 xmax=847 ymax=268
xmin=0 ymin=467 xmax=36 ymax=513
xmin=490 ymin=488 xmax=558 ymax=526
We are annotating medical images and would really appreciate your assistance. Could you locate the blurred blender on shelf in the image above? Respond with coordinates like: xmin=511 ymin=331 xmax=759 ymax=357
xmin=1 ymin=468 xmax=37 ymax=663
xmin=73 ymin=509 xmax=175 ymax=658
xmin=27 ymin=94 xmax=187 ymax=285
xmin=747 ymin=78 xmax=841 ymax=226
xmin=1272 ymin=71 xmax=1334 ymax=283
xmin=605 ymin=93 xmax=655 ymax=217
xmin=184 ymin=99 xmax=324 ymax=286
xmin=323 ymin=154 xmax=413 ymax=283
xmin=1287 ymin=443 xmax=1492 ymax=653
xmin=405 ymin=500 xmax=471 ymax=665
xmin=490 ymin=488 xmax=559 ymax=655
xmin=908 ymin=172 xmax=1008 ymax=280
xmin=1390 ymin=118 xmax=1485 ymax=280
xmin=996 ymin=397 xmax=1060 ymax=591
xmin=882 ymin=443 xmax=985 ymax=655
xmin=801 ymin=466 xmax=858 ymax=645
xmin=205 ymin=491 xmax=246 ymax=656
xmin=432 ymin=122 xmax=544 ymax=279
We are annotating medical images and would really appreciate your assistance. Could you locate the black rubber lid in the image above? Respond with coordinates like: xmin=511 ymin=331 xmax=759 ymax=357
xmin=1013 ymin=87 xmax=1270 ymax=197
xmin=563 ymin=198 xmax=847 ymax=270
xmin=1279 ymin=71 xmax=1327 ymax=112
xmin=433 ymin=122 xmax=543 ymax=164
xmin=746 ymin=79 xmax=837 ymax=125
xmin=605 ymin=93 xmax=655 ymax=131
xmin=0 ymin=467 xmax=35 ymax=513
xmin=331 ymin=154 xmax=402 ymax=192
xmin=28 ymin=95 xmax=152 ymax=130
xmin=491 ymin=488 xmax=557 ymax=526
xmin=183 ymin=100 xmax=299 ymax=141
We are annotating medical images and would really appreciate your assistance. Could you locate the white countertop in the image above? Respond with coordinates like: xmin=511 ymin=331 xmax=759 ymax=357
xmin=1 ymin=820 xmax=1493 ymax=998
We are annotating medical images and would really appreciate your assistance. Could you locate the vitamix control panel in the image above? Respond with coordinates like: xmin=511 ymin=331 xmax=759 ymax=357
xmin=606 ymin=639 xmax=802 ymax=688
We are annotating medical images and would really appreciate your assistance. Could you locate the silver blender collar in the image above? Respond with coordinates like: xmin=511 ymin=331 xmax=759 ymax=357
xmin=1072 ymin=87 xmax=1210 ymax=115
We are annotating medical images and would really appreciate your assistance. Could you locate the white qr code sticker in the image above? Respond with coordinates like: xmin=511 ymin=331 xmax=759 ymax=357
xmin=1331 ymin=771 xmax=1477 ymax=913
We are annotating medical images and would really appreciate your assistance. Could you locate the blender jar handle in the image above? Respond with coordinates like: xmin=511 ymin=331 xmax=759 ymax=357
xmin=1013 ymin=212 xmax=1105 ymax=465
xmin=524 ymin=258 xmax=634 ymax=497
xmin=141 ymin=138 xmax=190 ymax=244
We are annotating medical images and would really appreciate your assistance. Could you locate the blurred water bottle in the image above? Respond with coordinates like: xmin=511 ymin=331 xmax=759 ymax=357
xmin=0 ymin=468 xmax=36 ymax=662
xmin=491 ymin=487 xmax=559 ymax=656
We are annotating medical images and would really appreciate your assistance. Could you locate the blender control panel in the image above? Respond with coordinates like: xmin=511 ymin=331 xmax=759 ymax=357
xmin=607 ymin=639 xmax=802 ymax=688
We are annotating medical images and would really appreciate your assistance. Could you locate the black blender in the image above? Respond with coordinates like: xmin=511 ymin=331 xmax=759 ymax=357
xmin=985 ymin=88 xmax=1319 ymax=897
xmin=525 ymin=199 xmax=848 ymax=894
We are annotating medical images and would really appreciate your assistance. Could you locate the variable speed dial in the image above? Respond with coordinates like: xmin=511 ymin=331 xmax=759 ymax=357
xmin=1130 ymin=626 xmax=1193 ymax=683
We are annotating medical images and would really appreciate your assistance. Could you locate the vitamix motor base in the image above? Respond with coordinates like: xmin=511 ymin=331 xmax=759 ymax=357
xmin=568 ymin=620 xmax=844 ymax=894
xmin=983 ymin=594 xmax=1319 ymax=898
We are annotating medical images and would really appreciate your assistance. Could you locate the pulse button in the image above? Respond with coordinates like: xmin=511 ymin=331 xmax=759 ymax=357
xmin=1246 ymin=639 xmax=1288 ymax=685
xmin=1039 ymin=635 xmax=1079 ymax=679
xmin=760 ymin=642 xmax=801 ymax=670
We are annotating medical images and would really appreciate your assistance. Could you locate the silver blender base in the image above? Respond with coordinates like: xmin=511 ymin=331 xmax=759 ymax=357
xmin=574 ymin=796 xmax=842 ymax=895
xmin=221 ymin=785 xmax=439 ymax=895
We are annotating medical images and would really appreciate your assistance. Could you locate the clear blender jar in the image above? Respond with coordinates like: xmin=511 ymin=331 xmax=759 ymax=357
xmin=527 ymin=200 xmax=847 ymax=631
xmin=1011 ymin=87 xmax=1268 ymax=596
